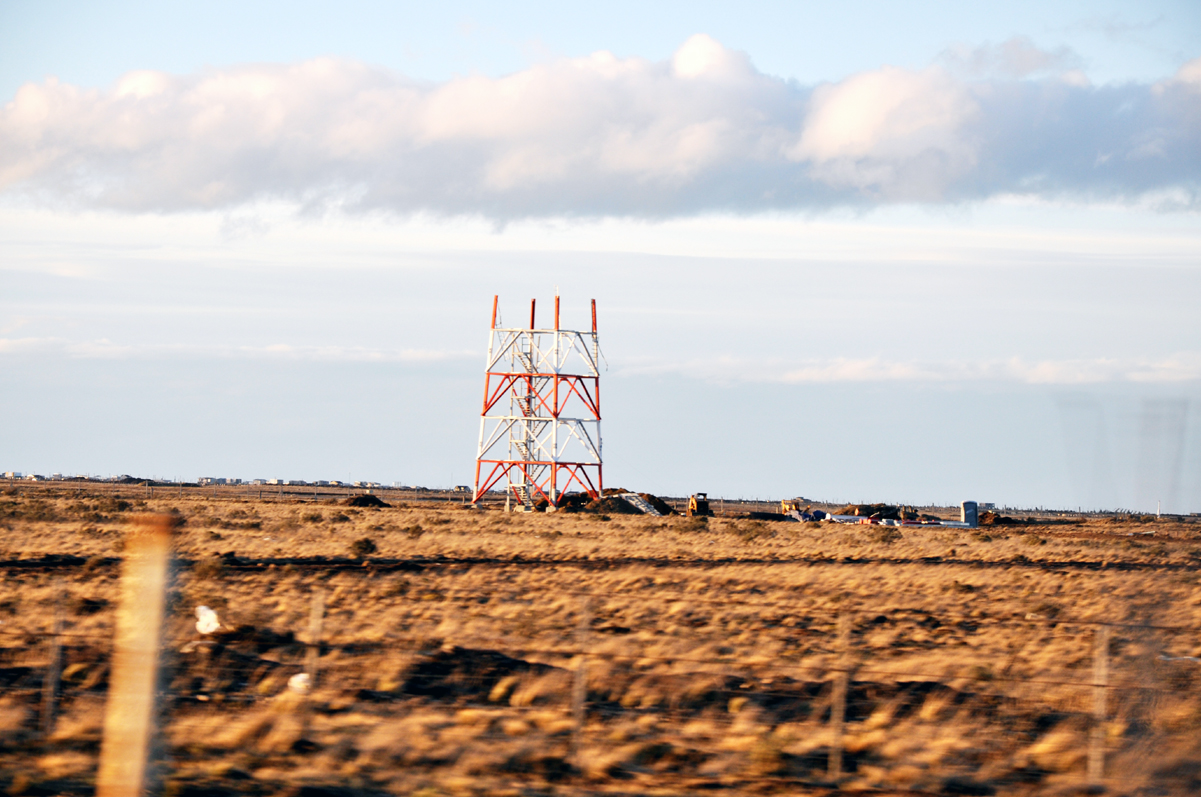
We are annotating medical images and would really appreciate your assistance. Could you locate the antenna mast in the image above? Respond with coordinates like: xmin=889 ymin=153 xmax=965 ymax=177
xmin=473 ymin=296 xmax=603 ymax=511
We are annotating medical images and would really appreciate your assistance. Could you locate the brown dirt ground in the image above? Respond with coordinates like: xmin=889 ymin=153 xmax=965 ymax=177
xmin=2 ymin=485 xmax=1201 ymax=796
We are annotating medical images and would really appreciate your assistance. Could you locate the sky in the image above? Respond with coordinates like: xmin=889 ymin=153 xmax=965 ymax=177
xmin=1 ymin=1 xmax=1199 ymax=511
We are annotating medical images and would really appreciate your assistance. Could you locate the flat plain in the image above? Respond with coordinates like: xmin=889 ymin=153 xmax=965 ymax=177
xmin=2 ymin=484 xmax=1201 ymax=796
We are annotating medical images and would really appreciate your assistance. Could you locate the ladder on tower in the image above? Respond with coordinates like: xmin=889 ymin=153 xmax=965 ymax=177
xmin=513 ymin=485 xmax=535 ymax=512
xmin=620 ymin=493 xmax=663 ymax=517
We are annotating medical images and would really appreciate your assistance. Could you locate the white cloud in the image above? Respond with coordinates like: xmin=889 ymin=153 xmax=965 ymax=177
xmin=1159 ymin=56 xmax=1201 ymax=93
xmin=671 ymin=34 xmax=752 ymax=80
xmin=940 ymin=37 xmax=1083 ymax=79
xmin=618 ymin=354 xmax=1201 ymax=385
xmin=0 ymin=337 xmax=475 ymax=362
xmin=1 ymin=37 xmax=1198 ymax=218
xmin=787 ymin=66 xmax=979 ymax=198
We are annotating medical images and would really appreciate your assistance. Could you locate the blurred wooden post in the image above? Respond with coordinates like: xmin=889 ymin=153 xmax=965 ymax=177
xmin=97 ymin=515 xmax=176 ymax=797
xmin=1088 ymin=624 xmax=1109 ymax=787
xmin=40 ymin=582 xmax=65 ymax=736
xmin=572 ymin=597 xmax=592 ymax=767
xmin=306 ymin=589 xmax=326 ymax=687
xmin=829 ymin=612 xmax=851 ymax=781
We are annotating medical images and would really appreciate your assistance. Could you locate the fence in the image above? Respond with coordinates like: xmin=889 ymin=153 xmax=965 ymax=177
xmin=5 ymin=536 xmax=1200 ymax=796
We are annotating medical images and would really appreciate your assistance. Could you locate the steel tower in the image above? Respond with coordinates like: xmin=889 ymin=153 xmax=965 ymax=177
xmin=472 ymin=295 xmax=602 ymax=510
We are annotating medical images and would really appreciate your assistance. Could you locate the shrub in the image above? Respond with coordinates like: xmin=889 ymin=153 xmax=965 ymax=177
xmin=193 ymin=554 xmax=225 ymax=580
xmin=350 ymin=537 xmax=378 ymax=558
xmin=735 ymin=521 xmax=767 ymax=541
xmin=871 ymin=527 xmax=902 ymax=544
xmin=971 ymin=665 xmax=995 ymax=682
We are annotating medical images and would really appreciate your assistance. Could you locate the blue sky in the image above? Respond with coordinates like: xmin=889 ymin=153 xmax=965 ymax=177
xmin=1 ymin=1 xmax=1199 ymax=510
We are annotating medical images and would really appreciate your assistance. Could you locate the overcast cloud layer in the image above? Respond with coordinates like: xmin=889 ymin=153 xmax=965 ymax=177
xmin=2 ymin=35 xmax=1200 ymax=218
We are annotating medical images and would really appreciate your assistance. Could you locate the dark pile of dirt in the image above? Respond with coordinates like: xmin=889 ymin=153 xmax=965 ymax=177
xmin=837 ymin=504 xmax=900 ymax=520
xmin=592 ymin=488 xmax=675 ymax=516
xmin=585 ymin=496 xmax=643 ymax=515
xmin=979 ymin=511 xmax=1019 ymax=526
xmin=344 ymin=494 xmax=390 ymax=508
xmin=745 ymin=511 xmax=794 ymax=522
xmin=402 ymin=646 xmax=558 ymax=701
xmin=543 ymin=490 xmax=673 ymax=516
xmin=534 ymin=492 xmax=592 ymax=512
xmin=638 ymin=493 xmax=676 ymax=516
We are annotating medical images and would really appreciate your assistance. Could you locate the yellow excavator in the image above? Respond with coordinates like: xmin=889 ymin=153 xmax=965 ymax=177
xmin=687 ymin=493 xmax=712 ymax=517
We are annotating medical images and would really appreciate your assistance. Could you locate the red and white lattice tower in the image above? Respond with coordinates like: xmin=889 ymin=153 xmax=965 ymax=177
xmin=472 ymin=295 xmax=602 ymax=510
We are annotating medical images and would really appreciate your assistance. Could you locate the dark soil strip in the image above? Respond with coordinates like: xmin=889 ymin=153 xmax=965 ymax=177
xmin=0 ymin=552 xmax=1197 ymax=575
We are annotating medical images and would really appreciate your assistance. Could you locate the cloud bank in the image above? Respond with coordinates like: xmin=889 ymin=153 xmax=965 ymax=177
xmin=5 ymin=334 xmax=1197 ymax=385
xmin=2 ymin=35 xmax=1199 ymax=218
xmin=621 ymin=353 xmax=1201 ymax=385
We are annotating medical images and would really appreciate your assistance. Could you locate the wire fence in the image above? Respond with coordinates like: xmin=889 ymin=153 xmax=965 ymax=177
xmin=7 ymin=554 xmax=1201 ymax=796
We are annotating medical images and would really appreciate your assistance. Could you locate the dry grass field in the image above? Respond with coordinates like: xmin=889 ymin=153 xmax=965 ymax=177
xmin=3 ymin=484 xmax=1201 ymax=796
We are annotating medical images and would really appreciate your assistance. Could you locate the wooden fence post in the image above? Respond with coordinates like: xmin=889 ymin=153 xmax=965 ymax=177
xmin=306 ymin=589 xmax=326 ymax=688
xmin=829 ymin=612 xmax=851 ymax=781
xmin=40 ymin=582 xmax=65 ymax=736
xmin=572 ymin=597 xmax=592 ymax=768
xmin=97 ymin=515 xmax=176 ymax=797
xmin=1088 ymin=624 xmax=1109 ymax=787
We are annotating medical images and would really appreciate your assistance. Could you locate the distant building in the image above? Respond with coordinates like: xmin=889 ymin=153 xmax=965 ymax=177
xmin=25 ymin=474 xmax=44 ymax=481
xmin=267 ymin=479 xmax=283 ymax=485
xmin=452 ymin=485 xmax=470 ymax=493
xmin=3 ymin=472 xmax=21 ymax=479
xmin=328 ymin=480 xmax=342 ymax=487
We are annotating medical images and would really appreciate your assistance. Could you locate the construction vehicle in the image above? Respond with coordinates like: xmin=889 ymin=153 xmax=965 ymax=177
xmin=687 ymin=493 xmax=712 ymax=517
xmin=781 ymin=498 xmax=810 ymax=514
